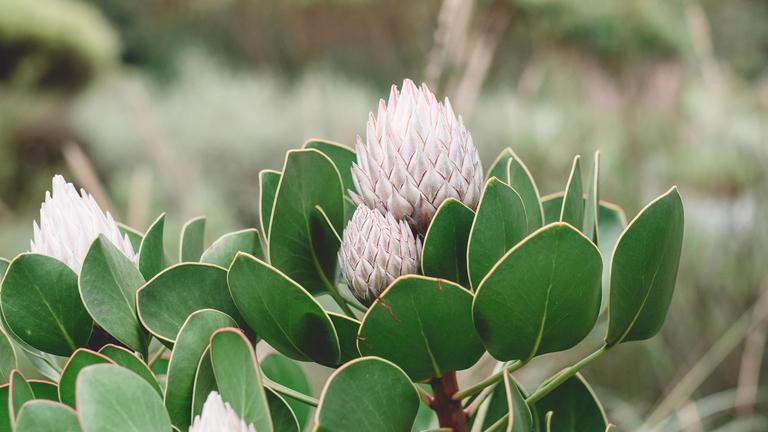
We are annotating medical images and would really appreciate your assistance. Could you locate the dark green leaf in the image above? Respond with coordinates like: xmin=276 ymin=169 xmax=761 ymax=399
xmin=485 ymin=148 xmax=514 ymax=182
xmin=77 ymin=364 xmax=172 ymax=432
xmin=201 ymin=229 xmax=263 ymax=268
xmin=191 ymin=348 xmax=216 ymax=419
xmin=0 ymin=254 xmax=92 ymax=356
xmin=164 ymin=309 xmax=237 ymax=430
xmin=506 ymin=151 xmax=544 ymax=234
xmin=0 ymin=329 xmax=14 ymax=385
xmin=605 ymin=187 xmax=684 ymax=346
xmin=228 ymin=253 xmax=339 ymax=365
xmin=582 ymin=152 xmax=600 ymax=242
xmin=268 ymin=149 xmax=345 ymax=294
xmin=467 ymin=179 xmax=528 ymax=289
xmin=560 ymin=156 xmax=584 ymax=228
xmin=532 ymin=374 xmax=607 ymax=431
xmin=58 ymin=349 xmax=113 ymax=407
xmin=80 ymin=236 xmax=149 ymax=355
xmin=0 ymin=385 xmax=9 ymax=432
xmin=99 ymin=344 xmax=161 ymax=396
xmin=261 ymin=354 xmax=311 ymax=431
xmin=505 ymin=372 xmax=532 ymax=432
xmin=358 ymin=276 xmax=484 ymax=380
xmin=179 ymin=216 xmax=207 ymax=262
xmin=9 ymin=370 xmax=33 ymax=423
xmin=28 ymin=380 xmax=57 ymax=401
xmin=421 ymin=199 xmax=474 ymax=287
xmin=328 ymin=313 xmax=361 ymax=365
xmin=137 ymin=263 xmax=243 ymax=343
xmin=315 ymin=357 xmax=419 ymax=432
xmin=304 ymin=139 xmax=357 ymax=194
xmin=15 ymin=400 xmax=81 ymax=432
xmin=473 ymin=223 xmax=602 ymax=361
xmin=210 ymin=328 xmax=272 ymax=431
xmin=138 ymin=213 xmax=166 ymax=280
xmin=259 ymin=170 xmax=281 ymax=241
xmin=266 ymin=388 xmax=299 ymax=432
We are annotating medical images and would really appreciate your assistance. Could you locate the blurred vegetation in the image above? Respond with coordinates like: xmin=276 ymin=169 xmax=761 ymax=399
xmin=1 ymin=0 xmax=767 ymax=429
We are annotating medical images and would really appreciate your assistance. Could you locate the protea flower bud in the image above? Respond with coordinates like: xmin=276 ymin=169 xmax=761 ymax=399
xmin=189 ymin=391 xmax=256 ymax=432
xmin=30 ymin=175 xmax=136 ymax=273
xmin=339 ymin=205 xmax=420 ymax=306
xmin=351 ymin=79 xmax=483 ymax=234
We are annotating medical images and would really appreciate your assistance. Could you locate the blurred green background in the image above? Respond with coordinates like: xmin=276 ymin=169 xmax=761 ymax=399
xmin=1 ymin=0 xmax=767 ymax=429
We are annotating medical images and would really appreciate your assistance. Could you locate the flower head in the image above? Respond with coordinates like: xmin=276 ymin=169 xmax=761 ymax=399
xmin=351 ymin=79 xmax=483 ymax=234
xmin=339 ymin=205 xmax=420 ymax=305
xmin=189 ymin=391 xmax=256 ymax=432
xmin=31 ymin=175 xmax=136 ymax=273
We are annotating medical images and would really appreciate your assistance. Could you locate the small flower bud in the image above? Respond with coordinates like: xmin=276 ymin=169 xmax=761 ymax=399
xmin=351 ymin=79 xmax=483 ymax=234
xmin=189 ymin=391 xmax=256 ymax=432
xmin=339 ymin=205 xmax=420 ymax=305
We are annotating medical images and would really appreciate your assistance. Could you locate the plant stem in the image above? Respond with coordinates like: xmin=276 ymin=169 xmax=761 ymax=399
xmin=525 ymin=344 xmax=608 ymax=405
xmin=263 ymin=377 xmax=319 ymax=407
xmin=453 ymin=360 xmax=524 ymax=401
xmin=321 ymin=274 xmax=356 ymax=318
xmin=430 ymin=371 xmax=468 ymax=432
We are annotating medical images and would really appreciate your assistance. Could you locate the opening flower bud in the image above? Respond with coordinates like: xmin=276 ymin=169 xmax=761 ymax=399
xmin=351 ymin=79 xmax=483 ymax=234
xmin=338 ymin=205 xmax=420 ymax=306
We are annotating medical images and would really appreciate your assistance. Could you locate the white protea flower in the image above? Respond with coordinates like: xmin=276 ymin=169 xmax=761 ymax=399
xmin=31 ymin=175 xmax=136 ymax=273
xmin=351 ymin=79 xmax=483 ymax=234
xmin=189 ymin=391 xmax=256 ymax=432
xmin=339 ymin=205 xmax=420 ymax=306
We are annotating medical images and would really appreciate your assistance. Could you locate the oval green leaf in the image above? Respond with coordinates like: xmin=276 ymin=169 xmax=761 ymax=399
xmin=328 ymin=313 xmax=361 ymax=365
xmin=560 ymin=156 xmax=584 ymax=228
xmin=98 ymin=344 xmax=161 ymax=396
xmin=28 ymin=380 xmax=58 ymax=401
xmin=303 ymin=139 xmax=357 ymax=194
xmin=358 ymin=276 xmax=484 ymax=381
xmin=473 ymin=223 xmax=602 ymax=361
xmin=165 ymin=309 xmax=237 ymax=430
xmin=227 ymin=253 xmax=339 ymax=365
xmin=582 ymin=152 xmax=600 ymax=242
xmin=138 ymin=213 xmax=166 ymax=280
xmin=9 ymin=370 xmax=33 ymax=424
xmin=77 ymin=364 xmax=172 ymax=432
xmin=0 ymin=384 xmax=9 ymax=432
xmin=421 ymin=199 xmax=474 ymax=287
xmin=191 ymin=348 xmax=216 ymax=418
xmin=200 ymin=229 xmax=263 ymax=268
xmin=180 ymin=216 xmax=207 ymax=262
xmin=315 ymin=357 xmax=419 ymax=432
xmin=137 ymin=263 xmax=243 ymax=343
xmin=80 ymin=235 xmax=149 ymax=355
xmin=0 ymin=329 xmax=15 ymax=385
xmin=0 ymin=254 xmax=92 ymax=356
xmin=15 ymin=400 xmax=81 ymax=432
xmin=605 ymin=187 xmax=684 ymax=346
xmin=506 ymin=151 xmax=544 ymax=234
xmin=268 ymin=149 xmax=345 ymax=294
xmin=532 ymin=374 xmax=607 ymax=431
xmin=59 ymin=349 xmax=114 ymax=408
xmin=210 ymin=328 xmax=272 ymax=431
xmin=259 ymin=170 xmax=281 ymax=240
xmin=485 ymin=148 xmax=514 ymax=182
xmin=505 ymin=372 xmax=533 ymax=432
xmin=467 ymin=179 xmax=528 ymax=289
xmin=261 ymin=354 xmax=311 ymax=431
xmin=266 ymin=388 xmax=299 ymax=432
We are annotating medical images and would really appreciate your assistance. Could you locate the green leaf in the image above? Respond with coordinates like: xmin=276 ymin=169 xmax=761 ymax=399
xmin=328 ymin=313 xmax=361 ymax=365
xmin=0 ymin=385 xmax=9 ymax=432
xmin=268 ymin=149 xmax=345 ymax=294
xmin=15 ymin=400 xmax=81 ymax=432
xmin=477 ymin=382 xmax=509 ymax=430
xmin=560 ymin=156 xmax=584 ymax=228
xmin=261 ymin=354 xmax=311 ymax=431
xmin=315 ymin=357 xmax=419 ymax=432
xmin=582 ymin=152 xmax=600 ymax=242
xmin=0 ymin=254 xmax=92 ymax=356
xmin=597 ymin=202 xmax=626 ymax=310
xmin=58 ymin=349 xmax=113 ymax=407
xmin=266 ymin=388 xmax=300 ymax=432
xmin=304 ymin=139 xmax=357 ymax=194
xmin=532 ymin=374 xmax=607 ymax=431
xmin=467 ymin=179 xmax=528 ymax=289
xmin=605 ymin=187 xmax=684 ymax=346
xmin=9 ymin=370 xmax=33 ymax=424
xmin=117 ymin=223 xmax=144 ymax=252
xmin=98 ymin=344 xmax=161 ymax=396
xmin=28 ymin=380 xmax=58 ymax=401
xmin=77 ymin=364 xmax=172 ymax=432
xmin=210 ymin=328 xmax=272 ymax=431
xmin=505 ymin=372 xmax=532 ymax=432
xmin=179 ymin=216 xmax=207 ymax=262
xmin=485 ymin=148 xmax=514 ymax=182
xmin=201 ymin=229 xmax=263 ymax=268
xmin=473 ymin=223 xmax=602 ymax=361
xmin=191 ymin=348 xmax=216 ymax=419
xmin=421 ymin=199 xmax=474 ymax=287
xmin=137 ymin=263 xmax=243 ymax=343
xmin=80 ymin=236 xmax=149 ymax=355
xmin=138 ymin=213 xmax=166 ymax=280
xmin=506 ymin=151 xmax=544 ymax=233
xmin=358 ymin=276 xmax=484 ymax=381
xmin=164 ymin=309 xmax=237 ymax=430
xmin=259 ymin=170 xmax=281 ymax=241
xmin=227 ymin=253 xmax=339 ymax=365
xmin=0 ymin=329 xmax=15 ymax=385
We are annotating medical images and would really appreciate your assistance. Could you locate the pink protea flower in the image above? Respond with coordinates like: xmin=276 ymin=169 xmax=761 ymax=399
xmin=351 ymin=79 xmax=483 ymax=234
xmin=339 ymin=205 xmax=420 ymax=306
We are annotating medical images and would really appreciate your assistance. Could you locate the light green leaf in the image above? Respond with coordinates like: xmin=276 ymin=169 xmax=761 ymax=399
xmin=304 ymin=139 xmax=357 ymax=194
xmin=506 ymin=150 xmax=544 ymax=233
xmin=259 ymin=170 xmax=281 ymax=242
xmin=485 ymin=148 xmax=514 ymax=182
xmin=138 ymin=213 xmax=166 ymax=280
xmin=15 ymin=400 xmax=81 ymax=432
xmin=98 ymin=344 xmax=161 ymax=396
xmin=531 ymin=374 xmax=607 ymax=431
xmin=9 ymin=370 xmax=33 ymax=424
xmin=505 ymin=372 xmax=532 ymax=432
xmin=58 ymin=349 xmax=113 ymax=408
xmin=560 ymin=156 xmax=584 ymax=229
xmin=201 ymin=229 xmax=263 ymax=268
xmin=582 ymin=152 xmax=600 ymax=242
xmin=179 ymin=216 xmax=207 ymax=262
xmin=0 ymin=329 xmax=15 ymax=385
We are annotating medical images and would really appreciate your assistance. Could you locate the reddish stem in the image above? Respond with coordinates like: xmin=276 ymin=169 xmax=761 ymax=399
xmin=430 ymin=372 xmax=468 ymax=432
